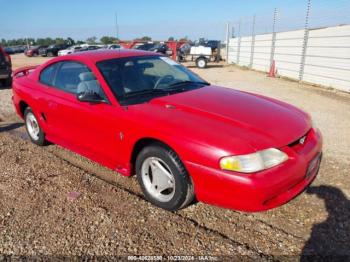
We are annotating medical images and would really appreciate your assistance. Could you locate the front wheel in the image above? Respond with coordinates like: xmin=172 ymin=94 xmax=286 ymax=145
xmin=24 ymin=108 xmax=47 ymax=146
xmin=136 ymin=144 xmax=194 ymax=211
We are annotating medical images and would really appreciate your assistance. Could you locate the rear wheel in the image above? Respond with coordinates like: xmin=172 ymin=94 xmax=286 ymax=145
xmin=2 ymin=77 xmax=12 ymax=87
xmin=1 ymin=77 xmax=12 ymax=87
xmin=24 ymin=108 xmax=47 ymax=146
xmin=136 ymin=144 xmax=194 ymax=211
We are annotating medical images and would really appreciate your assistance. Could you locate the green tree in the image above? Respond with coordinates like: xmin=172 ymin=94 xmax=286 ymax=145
xmin=55 ymin=38 xmax=65 ymax=45
xmin=140 ymin=36 xmax=152 ymax=41
xmin=66 ymin=37 xmax=75 ymax=46
xmin=42 ymin=37 xmax=54 ymax=46
xmin=100 ymin=36 xmax=118 ymax=45
xmin=36 ymin=38 xmax=52 ymax=46
xmin=86 ymin=36 xmax=97 ymax=44
xmin=198 ymin=37 xmax=206 ymax=45
xmin=179 ymin=36 xmax=189 ymax=42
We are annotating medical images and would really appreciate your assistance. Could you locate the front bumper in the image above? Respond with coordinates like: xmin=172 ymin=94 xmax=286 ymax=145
xmin=185 ymin=128 xmax=323 ymax=212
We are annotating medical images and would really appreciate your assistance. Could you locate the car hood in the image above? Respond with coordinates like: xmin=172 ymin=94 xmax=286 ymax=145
xmin=130 ymin=86 xmax=311 ymax=155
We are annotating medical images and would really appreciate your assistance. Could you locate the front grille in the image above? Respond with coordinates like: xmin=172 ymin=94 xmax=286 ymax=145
xmin=288 ymin=131 xmax=310 ymax=149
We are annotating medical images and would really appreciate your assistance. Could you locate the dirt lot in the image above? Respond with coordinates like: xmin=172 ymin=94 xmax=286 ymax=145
xmin=0 ymin=54 xmax=349 ymax=259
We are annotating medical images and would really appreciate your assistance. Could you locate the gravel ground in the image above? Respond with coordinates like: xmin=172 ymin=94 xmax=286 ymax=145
xmin=0 ymin=55 xmax=349 ymax=259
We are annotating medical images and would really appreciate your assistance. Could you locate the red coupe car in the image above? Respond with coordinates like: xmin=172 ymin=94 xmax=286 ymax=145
xmin=12 ymin=50 xmax=322 ymax=212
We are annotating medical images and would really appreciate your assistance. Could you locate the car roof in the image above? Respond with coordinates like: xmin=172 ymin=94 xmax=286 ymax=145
xmin=64 ymin=49 xmax=159 ymax=63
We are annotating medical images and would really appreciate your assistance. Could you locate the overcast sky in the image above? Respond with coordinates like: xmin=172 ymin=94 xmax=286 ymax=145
xmin=1 ymin=0 xmax=349 ymax=41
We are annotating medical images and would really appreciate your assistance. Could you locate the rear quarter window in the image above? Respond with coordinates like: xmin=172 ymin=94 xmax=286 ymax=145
xmin=40 ymin=64 xmax=58 ymax=86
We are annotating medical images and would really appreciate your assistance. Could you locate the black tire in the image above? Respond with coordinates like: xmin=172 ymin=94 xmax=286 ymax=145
xmin=24 ymin=107 xmax=47 ymax=146
xmin=136 ymin=143 xmax=194 ymax=211
xmin=2 ymin=77 xmax=12 ymax=87
xmin=196 ymin=57 xmax=207 ymax=69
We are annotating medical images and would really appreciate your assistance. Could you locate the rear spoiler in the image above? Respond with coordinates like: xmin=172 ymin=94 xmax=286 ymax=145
xmin=12 ymin=65 xmax=38 ymax=78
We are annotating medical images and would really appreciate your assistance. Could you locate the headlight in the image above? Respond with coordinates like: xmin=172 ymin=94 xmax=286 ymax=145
xmin=220 ymin=148 xmax=288 ymax=173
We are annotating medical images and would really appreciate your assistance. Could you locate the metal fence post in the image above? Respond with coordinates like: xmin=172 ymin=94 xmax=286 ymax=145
xmin=299 ymin=0 xmax=311 ymax=81
xmin=270 ymin=8 xmax=277 ymax=69
xmin=225 ymin=22 xmax=230 ymax=63
xmin=249 ymin=15 xmax=256 ymax=68
xmin=237 ymin=21 xmax=241 ymax=64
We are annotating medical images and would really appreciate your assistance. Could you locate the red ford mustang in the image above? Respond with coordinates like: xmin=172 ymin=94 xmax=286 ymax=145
xmin=12 ymin=50 xmax=322 ymax=212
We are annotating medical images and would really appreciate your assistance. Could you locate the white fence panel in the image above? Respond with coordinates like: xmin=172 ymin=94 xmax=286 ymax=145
xmin=252 ymin=33 xmax=273 ymax=72
xmin=274 ymin=30 xmax=304 ymax=79
xmin=303 ymin=25 xmax=350 ymax=92
xmin=239 ymin=36 xmax=252 ymax=67
xmin=228 ymin=38 xmax=238 ymax=64
xmin=227 ymin=25 xmax=350 ymax=92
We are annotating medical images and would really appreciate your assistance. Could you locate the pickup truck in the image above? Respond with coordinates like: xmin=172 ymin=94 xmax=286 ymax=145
xmin=0 ymin=46 xmax=12 ymax=86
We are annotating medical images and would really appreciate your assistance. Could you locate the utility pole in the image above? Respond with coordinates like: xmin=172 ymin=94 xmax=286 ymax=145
xmin=26 ymin=37 xmax=29 ymax=49
xmin=115 ymin=12 xmax=119 ymax=40
xmin=225 ymin=22 xmax=230 ymax=63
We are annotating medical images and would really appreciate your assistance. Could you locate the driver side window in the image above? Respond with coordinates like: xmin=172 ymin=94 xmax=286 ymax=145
xmin=50 ymin=61 xmax=107 ymax=100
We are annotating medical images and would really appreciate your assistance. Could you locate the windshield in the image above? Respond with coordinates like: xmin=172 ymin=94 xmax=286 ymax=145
xmin=97 ymin=55 xmax=209 ymax=105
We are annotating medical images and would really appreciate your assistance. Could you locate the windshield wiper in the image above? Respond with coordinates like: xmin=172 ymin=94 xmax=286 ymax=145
xmin=168 ymin=80 xmax=210 ymax=88
xmin=124 ymin=88 xmax=169 ymax=98
xmin=123 ymin=81 xmax=210 ymax=99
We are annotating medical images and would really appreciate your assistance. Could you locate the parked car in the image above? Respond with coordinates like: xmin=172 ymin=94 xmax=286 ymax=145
xmin=9 ymin=46 xmax=25 ymax=53
xmin=133 ymin=43 xmax=156 ymax=51
xmin=25 ymin=46 xmax=47 ymax=57
xmin=17 ymin=46 xmax=27 ymax=53
xmin=12 ymin=50 xmax=322 ymax=212
xmin=76 ymin=45 xmax=101 ymax=52
xmin=105 ymin=44 xmax=123 ymax=50
xmin=39 ymin=44 xmax=70 ymax=57
xmin=149 ymin=43 xmax=172 ymax=55
xmin=0 ymin=46 xmax=12 ymax=86
xmin=4 ymin=47 xmax=16 ymax=54
xmin=58 ymin=45 xmax=84 ymax=56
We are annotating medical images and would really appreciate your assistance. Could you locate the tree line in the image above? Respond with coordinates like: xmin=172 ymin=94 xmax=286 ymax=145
xmin=1 ymin=35 xmax=191 ymax=47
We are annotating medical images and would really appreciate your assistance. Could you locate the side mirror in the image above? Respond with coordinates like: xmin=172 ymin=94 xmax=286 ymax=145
xmin=77 ymin=92 xmax=105 ymax=103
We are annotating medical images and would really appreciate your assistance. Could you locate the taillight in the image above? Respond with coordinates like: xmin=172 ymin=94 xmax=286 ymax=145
xmin=5 ymin=54 xmax=11 ymax=64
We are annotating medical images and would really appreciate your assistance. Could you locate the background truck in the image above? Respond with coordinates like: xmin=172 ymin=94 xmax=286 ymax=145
xmin=0 ymin=46 xmax=12 ymax=86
